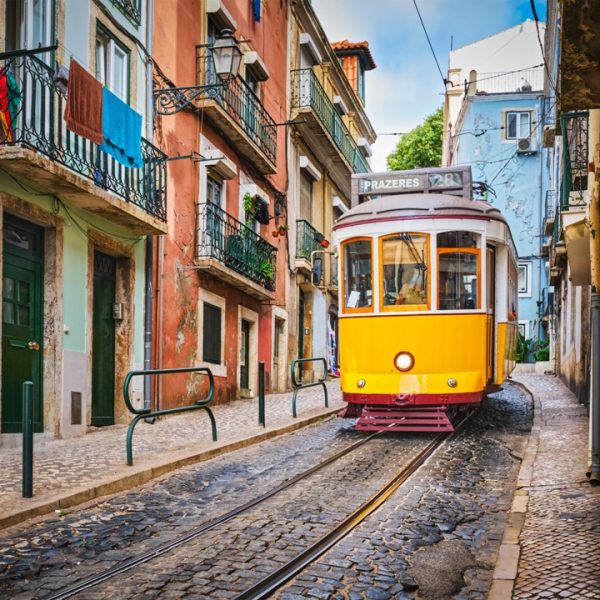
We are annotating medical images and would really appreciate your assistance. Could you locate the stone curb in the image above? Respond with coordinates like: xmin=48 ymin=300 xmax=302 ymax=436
xmin=0 ymin=407 xmax=340 ymax=531
xmin=488 ymin=380 xmax=541 ymax=599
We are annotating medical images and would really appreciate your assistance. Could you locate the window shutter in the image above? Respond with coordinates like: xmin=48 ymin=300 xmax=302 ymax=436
xmin=203 ymin=303 xmax=222 ymax=364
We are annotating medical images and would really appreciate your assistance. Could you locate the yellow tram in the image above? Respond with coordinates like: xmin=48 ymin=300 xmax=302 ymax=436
xmin=333 ymin=167 xmax=518 ymax=431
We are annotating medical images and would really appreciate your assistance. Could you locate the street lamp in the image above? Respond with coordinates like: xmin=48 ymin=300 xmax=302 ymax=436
xmin=154 ymin=29 xmax=242 ymax=116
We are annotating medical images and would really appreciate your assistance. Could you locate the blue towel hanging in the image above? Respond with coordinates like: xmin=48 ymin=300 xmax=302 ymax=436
xmin=99 ymin=87 xmax=143 ymax=169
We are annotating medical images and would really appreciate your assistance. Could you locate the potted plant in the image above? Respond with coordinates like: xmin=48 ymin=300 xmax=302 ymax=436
xmin=273 ymin=223 xmax=289 ymax=237
xmin=259 ymin=259 xmax=275 ymax=288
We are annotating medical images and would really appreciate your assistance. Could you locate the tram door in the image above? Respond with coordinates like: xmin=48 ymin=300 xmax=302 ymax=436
xmin=486 ymin=246 xmax=496 ymax=382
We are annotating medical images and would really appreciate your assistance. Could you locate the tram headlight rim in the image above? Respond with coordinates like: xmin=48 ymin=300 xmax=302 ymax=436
xmin=393 ymin=351 xmax=415 ymax=372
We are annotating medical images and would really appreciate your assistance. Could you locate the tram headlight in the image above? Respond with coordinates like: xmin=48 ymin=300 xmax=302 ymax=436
xmin=357 ymin=378 xmax=366 ymax=389
xmin=394 ymin=351 xmax=415 ymax=372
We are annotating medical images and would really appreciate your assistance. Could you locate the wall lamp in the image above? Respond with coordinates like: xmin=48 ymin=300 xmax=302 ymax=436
xmin=154 ymin=29 xmax=242 ymax=116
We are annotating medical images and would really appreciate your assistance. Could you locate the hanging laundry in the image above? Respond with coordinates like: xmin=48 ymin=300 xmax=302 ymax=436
xmin=0 ymin=70 xmax=22 ymax=143
xmin=99 ymin=87 xmax=142 ymax=169
xmin=252 ymin=0 xmax=261 ymax=22
xmin=64 ymin=59 xmax=103 ymax=145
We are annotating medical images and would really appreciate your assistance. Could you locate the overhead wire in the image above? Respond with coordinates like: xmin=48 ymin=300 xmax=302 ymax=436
xmin=529 ymin=0 xmax=560 ymax=101
xmin=411 ymin=0 xmax=449 ymax=89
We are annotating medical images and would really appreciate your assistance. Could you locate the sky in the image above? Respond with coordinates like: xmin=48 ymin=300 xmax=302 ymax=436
xmin=311 ymin=0 xmax=547 ymax=171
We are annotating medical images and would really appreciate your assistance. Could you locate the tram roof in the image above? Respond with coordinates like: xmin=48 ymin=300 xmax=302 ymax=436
xmin=334 ymin=193 xmax=508 ymax=229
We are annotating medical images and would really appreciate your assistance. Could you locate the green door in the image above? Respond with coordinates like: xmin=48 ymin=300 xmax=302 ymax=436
xmin=91 ymin=251 xmax=116 ymax=427
xmin=240 ymin=319 xmax=250 ymax=389
xmin=2 ymin=215 xmax=44 ymax=433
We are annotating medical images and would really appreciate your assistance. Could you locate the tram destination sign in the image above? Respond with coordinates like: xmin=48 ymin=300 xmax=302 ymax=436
xmin=351 ymin=166 xmax=472 ymax=206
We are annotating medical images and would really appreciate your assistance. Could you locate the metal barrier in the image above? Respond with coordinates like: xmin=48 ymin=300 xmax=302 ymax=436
xmin=290 ymin=357 xmax=329 ymax=418
xmin=123 ymin=367 xmax=217 ymax=466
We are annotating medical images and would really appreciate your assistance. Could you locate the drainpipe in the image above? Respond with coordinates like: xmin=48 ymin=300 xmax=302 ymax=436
xmin=589 ymin=167 xmax=600 ymax=482
xmin=143 ymin=0 xmax=155 ymax=412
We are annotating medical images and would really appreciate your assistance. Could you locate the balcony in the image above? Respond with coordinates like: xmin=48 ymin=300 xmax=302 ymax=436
xmin=0 ymin=51 xmax=167 ymax=234
xmin=475 ymin=68 xmax=543 ymax=94
xmin=291 ymin=69 xmax=369 ymax=198
xmin=295 ymin=219 xmax=322 ymax=276
xmin=110 ymin=0 xmax=141 ymax=26
xmin=544 ymin=189 xmax=556 ymax=235
xmin=194 ymin=46 xmax=277 ymax=174
xmin=196 ymin=202 xmax=277 ymax=300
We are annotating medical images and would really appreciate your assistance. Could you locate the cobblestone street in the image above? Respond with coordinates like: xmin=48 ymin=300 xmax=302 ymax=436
xmin=0 ymin=382 xmax=532 ymax=599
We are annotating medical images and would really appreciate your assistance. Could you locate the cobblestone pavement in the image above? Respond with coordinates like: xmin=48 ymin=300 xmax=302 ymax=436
xmin=0 ymin=419 xmax=435 ymax=598
xmin=0 ymin=382 xmax=343 ymax=528
xmin=274 ymin=382 xmax=532 ymax=600
xmin=511 ymin=374 xmax=600 ymax=599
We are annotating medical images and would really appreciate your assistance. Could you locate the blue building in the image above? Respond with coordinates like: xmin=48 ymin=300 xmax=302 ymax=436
xmin=443 ymin=21 xmax=549 ymax=346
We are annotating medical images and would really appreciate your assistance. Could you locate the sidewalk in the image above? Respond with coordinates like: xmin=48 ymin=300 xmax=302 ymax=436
xmin=0 ymin=382 xmax=342 ymax=530
xmin=490 ymin=372 xmax=600 ymax=599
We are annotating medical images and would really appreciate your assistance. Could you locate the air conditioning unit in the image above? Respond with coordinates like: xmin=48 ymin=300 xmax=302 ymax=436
xmin=516 ymin=137 xmax=537 ymax=154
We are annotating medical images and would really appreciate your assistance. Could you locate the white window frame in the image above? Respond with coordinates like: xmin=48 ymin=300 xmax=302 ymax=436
xmin=505 ymin=111 xmax=532 ymax=140
xmin=96 ymin=26 xmax=130 ymax=101
xmin=517 ymin=262 xmax=532 ymax=297
xmin=518 ymin=320 xmax=530 ymax=339
xmin=197 ymin=288 xmax=227 ymax=377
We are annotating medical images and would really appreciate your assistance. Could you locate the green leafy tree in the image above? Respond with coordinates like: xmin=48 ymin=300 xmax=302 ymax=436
xmin=387 ymin=107 xmax=443 ymax=171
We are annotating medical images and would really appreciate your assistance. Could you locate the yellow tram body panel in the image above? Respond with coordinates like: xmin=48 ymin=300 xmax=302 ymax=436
xmin=495 ymin=322 xmax=518 ymax=385
xmin=340 ymin=313 xmax=487 ymax=397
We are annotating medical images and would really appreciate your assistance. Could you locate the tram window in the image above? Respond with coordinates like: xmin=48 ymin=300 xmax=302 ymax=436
xmin=438 ymin=251 xmax=479 ymax=310
xmin=343 ymin=239 xmax=373 ymax=310
xmin=381 ymin=234 xmax=428 ymax=307
xmin=437 ymin=231 xmax=478 ymax=249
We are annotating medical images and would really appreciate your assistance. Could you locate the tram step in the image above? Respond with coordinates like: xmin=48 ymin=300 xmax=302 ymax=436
xmin=355 ymin=405 xmax=454 ymax=432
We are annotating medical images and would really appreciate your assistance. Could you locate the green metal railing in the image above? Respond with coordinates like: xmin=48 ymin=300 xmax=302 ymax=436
xmin=110 ymin=0 xmax=141 ymax=25
xmin=290 ymin=358 xmax=329 ymax=418
xmin=296 ymin=219 xmax=321 ymax=261
xmin=123 ymin=367 xmax=217 ymax=466
xmin=291 ymin=69 xmax=370 ymax=174
xmin=197 ymin=202 xmax=277 ymax=290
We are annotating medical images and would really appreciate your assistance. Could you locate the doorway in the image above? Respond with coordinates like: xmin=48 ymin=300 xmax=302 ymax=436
xmin=240 ymin=319 xmax=251 ymax=390
xmin=2 ymin=214 xmax=44 ymax=433
xmin=91 ymin=250 xmax=116 ymax=426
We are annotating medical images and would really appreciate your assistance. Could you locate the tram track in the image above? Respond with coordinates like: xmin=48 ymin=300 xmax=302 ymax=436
xmin=235 ymin=411 xmax=473 ymax=600
xmin=46 ymin=412 xmax=472 ymax=600
xmin=45 ymin=430 xmax=382 ymax=600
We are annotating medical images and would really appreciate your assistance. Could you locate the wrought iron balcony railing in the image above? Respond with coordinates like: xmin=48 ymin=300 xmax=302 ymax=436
xmin=560 ymin=111 xmax=589 ymax=210
xmin=0 ymin=51 xmax=167 ymax=221
xmin=110 ymin=0 xmax=141 ymax=26
xmin=197 ymin=202 xmax=277 ymax=290
xmin=296 ymin=219 xmax=322 ymax=262
xmin=196 ymin=46 xmax=277 ymax=165
xmin=474 ymin=68 xmax=543 ymax=94
xmin=291 ymin=69 xmax=370 ymax=174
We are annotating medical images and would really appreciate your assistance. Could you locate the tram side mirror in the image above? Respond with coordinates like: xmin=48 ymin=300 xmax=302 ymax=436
xmin=312 ymin=257 xmax=323 ymax=285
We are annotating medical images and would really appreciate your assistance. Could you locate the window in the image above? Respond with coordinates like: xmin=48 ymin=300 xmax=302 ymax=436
xmin=356 ymin=65 xmax=365 ymax=102
xmin=437 ymin=232 xmax=480 ymax=311
xmin=380 ymin=233 xmax=428 ymax=309
xmin=96 ymin=26 xmax=130 ymax=101
xmin=207 ymin=175 xmax=222 ymax=206
xmin=506 ymin=111 xmax=532 ymax=140
xmin=6 ymin=0 xmax=53 ymax=62
xmin=342 ymin=238 xmax=373 ymax=311
xmin=518 ymin=262 xmax=531 ymax=296
xmin=202 ymin=302 xmax=222 ymax=364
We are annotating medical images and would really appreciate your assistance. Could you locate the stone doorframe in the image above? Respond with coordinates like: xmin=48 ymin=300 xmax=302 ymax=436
xmin=0 ymin=193 xmax=63 ymax=439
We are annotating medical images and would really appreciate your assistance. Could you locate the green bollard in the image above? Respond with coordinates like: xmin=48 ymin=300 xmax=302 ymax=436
xmin=22 ymin=381 xmax=34 ymax=498
xmin=258 ymin=361 xmax=265 ymax=427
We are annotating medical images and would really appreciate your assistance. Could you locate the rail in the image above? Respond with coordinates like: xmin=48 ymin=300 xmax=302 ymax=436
xmin=291 ymin=69 xmax=370 ymax=174
xmin=0 ymin=50 xmax=167 ymax=220
xmin=123 ymin=367 xmax=217 ymax=466
xmin=290 ymin=357 xmax=329 ymax=418
xmin=295 ymin=219 xmax=321 ymax=261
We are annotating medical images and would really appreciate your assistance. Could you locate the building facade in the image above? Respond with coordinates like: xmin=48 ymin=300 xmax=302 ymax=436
xmin=0 ymin=0 xmax=167 ymax=443
xmin=542 ymin=0 xmax=600 ymax=479
xmin=443 ymin=21 xmax=549 ymax=347
xmin=288 ymin=0 xmax=376 ymax=382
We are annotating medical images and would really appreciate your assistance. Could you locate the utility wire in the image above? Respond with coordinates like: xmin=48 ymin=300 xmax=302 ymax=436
xmin=412 ymin=0 xmax=449 ymax=88
xmin=529 ymin=0 xmax=560 ymax=100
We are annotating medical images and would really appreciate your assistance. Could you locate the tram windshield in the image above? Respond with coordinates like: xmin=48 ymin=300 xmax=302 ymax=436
xmin=343 ymin=239 xmax=373 ymax=310
xmin=437 ymin=231 xmax=480 ymax=310
xmin=381 ymin=234 xmax=428 ymax=308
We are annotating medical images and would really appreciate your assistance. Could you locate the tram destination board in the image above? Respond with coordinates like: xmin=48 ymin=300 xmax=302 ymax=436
xmin=351 ymin=165 xmax=472 ymax=206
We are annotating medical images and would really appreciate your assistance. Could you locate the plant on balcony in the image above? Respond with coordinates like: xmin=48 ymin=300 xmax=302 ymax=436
xmin=259 ymin=259 xmax=275 ymax=289
xmin=243 ymin=193 xmax=270 ymax=226
xmin=273 ymin=223 xmax=289 ymax=237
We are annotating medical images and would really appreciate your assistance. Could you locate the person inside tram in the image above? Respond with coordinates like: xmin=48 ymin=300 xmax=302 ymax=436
xmin=395 ymin=265 xmax=425 ymax=305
